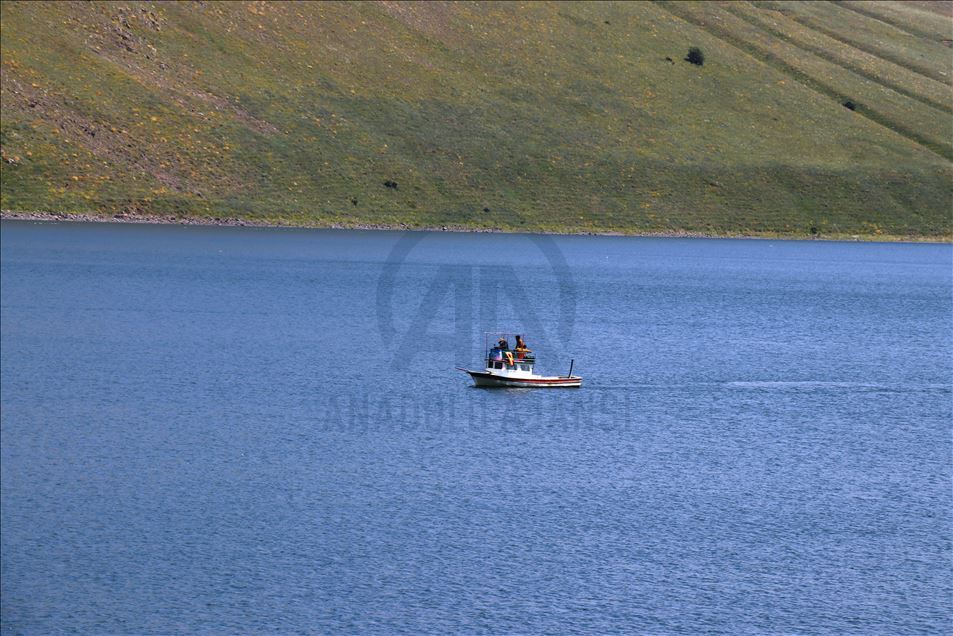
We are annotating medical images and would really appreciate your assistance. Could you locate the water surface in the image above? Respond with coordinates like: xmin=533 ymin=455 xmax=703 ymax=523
xmin=2 ymin=221 xmax=951 ymax=633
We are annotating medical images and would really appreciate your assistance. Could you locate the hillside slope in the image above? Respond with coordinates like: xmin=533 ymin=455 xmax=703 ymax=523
xmin=1 ymin=0 xmax=951 ymax=238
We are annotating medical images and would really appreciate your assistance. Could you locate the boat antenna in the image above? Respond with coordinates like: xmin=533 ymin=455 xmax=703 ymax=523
xmin=568 ymin=359 xmax=574 ymax=378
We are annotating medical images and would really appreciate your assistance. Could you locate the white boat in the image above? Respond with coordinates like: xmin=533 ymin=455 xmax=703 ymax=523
xmin=458 ymin=332 xmax=582 ymax=388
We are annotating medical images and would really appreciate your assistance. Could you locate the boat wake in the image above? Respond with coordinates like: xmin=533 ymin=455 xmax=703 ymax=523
xmin=584 ymin=382 xmax=950 ymax=393
xmin=724 ymin=381 xmax=950 ymax=393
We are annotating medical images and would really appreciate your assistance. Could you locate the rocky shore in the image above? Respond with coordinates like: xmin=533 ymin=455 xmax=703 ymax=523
xmin=2 ymin=210 xmax=947 ymax=243
xmin=2 ymin=210 xmax=269 ymax=228
xmin=0 ymin=209 xmax=714 ymax=236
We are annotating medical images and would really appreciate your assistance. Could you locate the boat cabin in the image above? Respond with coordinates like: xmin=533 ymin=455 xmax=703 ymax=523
xmin=486 ymin=346 xmax=536 ymax=373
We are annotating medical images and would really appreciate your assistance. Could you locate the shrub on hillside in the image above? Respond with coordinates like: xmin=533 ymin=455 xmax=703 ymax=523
xmin=685 ymin=47 xmax=704 ymax=66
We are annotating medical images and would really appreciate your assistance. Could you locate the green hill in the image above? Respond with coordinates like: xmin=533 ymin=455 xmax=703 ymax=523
xmin=1 ymin=0 xmax=951 ymax=239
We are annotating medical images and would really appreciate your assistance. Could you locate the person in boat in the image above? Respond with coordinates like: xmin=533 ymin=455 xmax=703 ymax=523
xmin=489 ymin=337 xmax=508 ymax=363
xmin=494 ymin=337 xmax=516 ymax=367
xmin=515 ymin=335 xmax=532 ymax=361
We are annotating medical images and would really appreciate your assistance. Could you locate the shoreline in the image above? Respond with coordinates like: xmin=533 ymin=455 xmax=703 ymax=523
xmin=2 ymin=210 xmax=950 ymax=244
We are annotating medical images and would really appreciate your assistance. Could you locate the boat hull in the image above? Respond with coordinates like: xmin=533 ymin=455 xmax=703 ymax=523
xmin=465 ymin=370 xmax=582 ymax=388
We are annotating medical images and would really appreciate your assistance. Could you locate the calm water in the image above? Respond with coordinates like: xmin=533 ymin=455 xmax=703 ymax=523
xmin=1 ymin=221 xmax=951 ymax=634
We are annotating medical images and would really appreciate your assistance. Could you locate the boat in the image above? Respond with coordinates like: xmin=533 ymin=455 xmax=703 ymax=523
xmin=458 ymin=332 xmax=582 ymax=388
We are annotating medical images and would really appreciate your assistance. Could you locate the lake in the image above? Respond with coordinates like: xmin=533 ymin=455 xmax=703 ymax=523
xmin=2 ymin=221 xmax=951 ymax=634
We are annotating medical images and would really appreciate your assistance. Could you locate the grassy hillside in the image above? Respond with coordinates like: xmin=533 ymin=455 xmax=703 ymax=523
xmin=1 ymin=0 xmax=951 ymax=238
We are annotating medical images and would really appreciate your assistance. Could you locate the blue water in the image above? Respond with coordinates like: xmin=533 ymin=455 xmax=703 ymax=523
xmin=2 ymin=221 xmax=951 ymax=634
